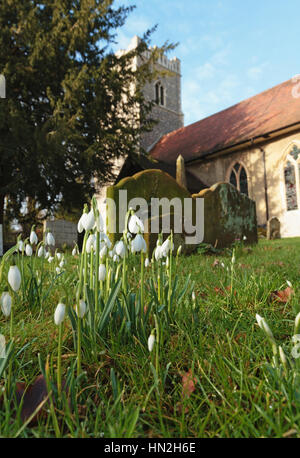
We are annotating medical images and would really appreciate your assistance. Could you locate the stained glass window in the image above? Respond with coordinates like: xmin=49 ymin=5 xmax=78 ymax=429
xmin=239 ymin=167 xmax=249 ymax=196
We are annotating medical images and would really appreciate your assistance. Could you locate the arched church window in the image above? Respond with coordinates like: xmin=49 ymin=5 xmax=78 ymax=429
xmin=284 ymin=159 xmax=298 ymax=211
xmin=228 ymin=163 xmax=249 ymax=196
xmin=155 ymin=82 xmax=165 ymax=106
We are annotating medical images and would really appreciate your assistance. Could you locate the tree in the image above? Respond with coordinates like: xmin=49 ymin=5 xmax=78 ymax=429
xmin=0 ymin=0 xmax=174 ymax=233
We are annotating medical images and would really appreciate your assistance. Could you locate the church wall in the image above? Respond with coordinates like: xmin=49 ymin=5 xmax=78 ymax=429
xmin=186 ymin=128 xmax=300 ymax=228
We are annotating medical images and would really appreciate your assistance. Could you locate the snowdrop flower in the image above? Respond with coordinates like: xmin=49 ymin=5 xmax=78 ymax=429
xmin=161 ymin=238 xmax=171 ymax=257
xmin=25 ymin=244 xmax=33 ymax=257
xmin=18 ymin=240 xmax=24 ymax=252
xmin=286 ymin=280 xmax=292 ymax=288
xmin=131 ymin=234 xmax=147 ymax=253
xmin=56 ymin=267 xmax=61 ymax=275
xmin=44 ymin=250 xmax=50 ymax=260
xmin=99 ymin=264 xmax=106 ymax=281
xmin=294 ymin=312 xmax=300 ymax=334
xmin=279 ymin=346 xmax=287 ymax=367
xmin=177 ymin=245 xmax=182 ymax=256
xmin=256 ymin=314 xmax=275 ymax=342
xmin=95 ymin=213 xmax=104 ymax=232
xmin=109 ymin=250 xmax=113 ymax=258
xmin=83 ymin=209 xmax=95 ymax=231
xmin=77 ymin=212 xmax=88 ymax=233
xmin=99 ymin=244 xmax=107 ymax=259
xmin=46 ymin=232 xmax=55 ymax=246
xmin=100 ymin=232 xmax=112 ymax=248
xmin=115 ymin=240 xmax=126 ymax=258
xmin=154 ymin=245 xmax=163 ymax=261
xmin=243 ymin=235 xmax=247 ymax=241
xmin=72 ymin=246 xmax=78 ymax=256
xmin=113 ymin=254 xmax=119 ymax=263
xmin=86 ymin=234 xmax=96 ymax=253
xmin=76 ymin=300 xmax=87 ymax=318
xmin=59 ymin=260 xmax=65 ymax=269
xmin=192 ymin=291 xmax=196 ymax=302
xmin=48 ymin=256 xmax=54 ymax=263
xmin=128 ymin=214 xmax=144 ymax=234
xmin=1 ymin=292 xmax=12 ymax=317
xmin=54 ymin=303 xmax=66 ymax=325
xmin=8 ymin=266 xmax=21 ymax=292
xmin=148 ymin=333 xmax=155 ymax=352
xmin=145 ymin=258 xmax=150 ymax=268
xmin=30 ymin=230 xmax=38 ymax=245
xmin=56 ymin=252 xmax=62 ymax=261
xmin=37 ymin=246 xmax=45 ymax=257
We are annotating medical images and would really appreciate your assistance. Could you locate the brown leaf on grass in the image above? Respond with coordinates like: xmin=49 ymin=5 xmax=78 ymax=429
xmin=212 ymin=259 xmax=220 ymax=268
xmin=270 ymin=286 xmax=294 ymax=303
xmin=181 ymin=369 xmax=197 ymax=398
xmin=15 ymin=375 xmax=48 ymax=424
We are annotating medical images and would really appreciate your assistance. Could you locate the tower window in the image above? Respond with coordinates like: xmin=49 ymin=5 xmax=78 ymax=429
xmin=228 ymin=163 xmax=249 ymax=196
xmin=155 ymin=82 xmax=165 ymax=106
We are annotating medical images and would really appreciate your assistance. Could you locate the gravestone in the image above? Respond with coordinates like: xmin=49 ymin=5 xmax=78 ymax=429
xmin=193 ymin=182 xmax=257 ymax=248
xmin=106 ymin=169 xmax=198 ymax=254
xmin=267 ymin=217 xmax=281 ymax=240
xmin=44 ymin=219 xmax=77 ymax=248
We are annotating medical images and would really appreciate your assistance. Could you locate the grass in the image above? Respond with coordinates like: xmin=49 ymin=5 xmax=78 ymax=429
xmin=1 ymin=237 xmax=300 ymax=438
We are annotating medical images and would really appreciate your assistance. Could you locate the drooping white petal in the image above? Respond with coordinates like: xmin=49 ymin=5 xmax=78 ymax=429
xmin=30 ymin=231 xmax=38 ymax=245
xmin=8 ymin=266 xmax=21 ymax=292
xmin=54 ymin=303 xmax=66 ymax=325
xmin=1 ymin=292 xmax=12 ymax=317
xmin=37 ymin=246 xmax=45 ymax=257
xmin=25 ymin=244 xmax=33 ymax=257
xmin=115 ymin=240 xmax=126 ymax=258
xmin=83 ymin=209 xmax=95 ymax=231
xmin=128 ymin=215 xmax=144 ymax=234
xmin=46 ymin=232 xmax=55 ymax=246
xmin=131 ymin=234 xmax=146 ymax=253
xmin=148 ymin=334 xmax=155 ymax=352
xmin=76 ymin=300 xmax=87 ymax=318
xmin=99 ymin=264 xmax=106 ymax=281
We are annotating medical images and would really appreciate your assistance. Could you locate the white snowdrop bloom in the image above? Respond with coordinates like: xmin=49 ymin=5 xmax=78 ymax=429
xmin=154 ymin=245 xmax=163 ymax=261
xmin=192 ymin=291 xmax=196 ymax=301
xmin=99 ymin=264 xmax=106 ymax=281
xmin=18 ymin=240 xmax=24 ymax=252
xmin=56 ymin=267 xmax=61 ymax=275
xmin=77 ymin=212 xmax=88 ymax=233
xmin=113 ymin=254 xmax=119 ymax=263
xmin=279 ymin=346 xmax=287 ymax=366
xmin=128 ymin=214 xmax=144 ymax=234
xmin=25 ymin=244 xmax=33 ymax=257
xmin=56 ymin=252 xmax=62 ymax=261
xmin=100 ymin=232 xmax=111 ymax=248
xmin=115 ymin=240 xmax=126 ymax=258
xmin=54 ymin=303 xmax=66 ymax=325
xmin=243 ymin=235 xmax=247 ymax=241
xmin=48 ymin=256 xmax=54 ymax=263
xmin=256 ymin=314 xmax=264 ymax=329
xmin=59 ymin=260 xmax=65 ymax=269
xmin=44 ymin=250 xmax=50 ymax=260
xmin=72 ymin=246 xmax=77 ymax=256
xmin=221 ymin=262 xmax=225 ymax=268
xmin=131 ymin=234 xmax=146 ymax=253
xmin=95 ymin=213 xmax=104 ymax=232
xmin=286 ymin=280 xmax=292 ymax=288
xmin=145 ymin=258 xmax=150 ymax=268
xmin=83 ymin=209 xmax=95 ymax=231
xmin=109 ymin=250 xmax=113 ymax=258
xmin=99 ymin=244 xmax=107 ymax=259
xmin=30 ymin=231 xmax=38 ymax=245
xmin=76 ymin=300 xmax=87 ymax=318
xmin=8 ymin=266 xmax=21 ymax=292
xmin=86 ymin=234 xmax=96 ymax=253
xmin=46 ymin=232 xmax=55 ymax=246
xmin=37 ymin=246 xmax=45 ymax=257
xmin=1 ymin=292 xmax=12 ymax=317
xmin=148 ymin=333 xmax=155 ymax=352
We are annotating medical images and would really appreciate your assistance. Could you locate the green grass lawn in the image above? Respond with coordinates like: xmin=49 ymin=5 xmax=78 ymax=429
xmin=1 ymin=237 xmax=300 ymax=438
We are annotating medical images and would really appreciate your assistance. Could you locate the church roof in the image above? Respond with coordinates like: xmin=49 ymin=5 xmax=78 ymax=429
xmin=149 ymin=78 xmax=300 ymax=164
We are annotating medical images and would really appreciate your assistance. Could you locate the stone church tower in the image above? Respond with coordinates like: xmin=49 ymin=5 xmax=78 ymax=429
xmin=119 ymin=35 xmax=184 ymax=152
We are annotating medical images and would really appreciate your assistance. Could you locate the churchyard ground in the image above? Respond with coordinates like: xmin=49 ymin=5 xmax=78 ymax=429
xmin=0 ymin=233 xmax=300 ymax=438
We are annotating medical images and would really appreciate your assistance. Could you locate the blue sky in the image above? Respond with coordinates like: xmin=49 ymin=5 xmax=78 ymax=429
xmin=113 ymin=0 xmax=300 ymax=126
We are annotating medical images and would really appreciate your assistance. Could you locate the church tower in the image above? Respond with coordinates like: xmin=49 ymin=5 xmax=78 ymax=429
xmin=124 ymin=36 xmax=184 ymax=152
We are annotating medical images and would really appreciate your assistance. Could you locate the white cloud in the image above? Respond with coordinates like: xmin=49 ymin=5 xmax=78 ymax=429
xmin=247 ymin=62 xmax=269 ymax=81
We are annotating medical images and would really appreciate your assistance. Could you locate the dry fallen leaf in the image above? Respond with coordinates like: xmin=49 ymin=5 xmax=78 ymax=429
xmin=270 ymin=286 xmax=294 ymax=303
xmin=182 ymin=369 xmax=197 ymax=398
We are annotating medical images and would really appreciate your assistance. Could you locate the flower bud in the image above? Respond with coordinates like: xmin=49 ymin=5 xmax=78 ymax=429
xmin=99 ymin=264 xmax=106 ymax=281
xmin=148 ymin=333 xmax=155 ymax=352
xmin=8 ymin=266 xmax=21 ymax=292
xmin=1 ymin=292 xmax=12 ymax=317
xmin=46 ymin=232 xmax=55 ymax=246
xmin=54 ymin=303 xmax=66 ymax=325
xmin=25 ymin=244 xmax=33 ymax=257
xmin=30 ymin=231 xmax=38 ymax=245
xmin=76 ymin=300 xmax=87 ymax=318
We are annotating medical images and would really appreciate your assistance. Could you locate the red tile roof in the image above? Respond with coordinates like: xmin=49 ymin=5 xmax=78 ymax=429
xmin=150 ymin=78 xmax=300 ymax=164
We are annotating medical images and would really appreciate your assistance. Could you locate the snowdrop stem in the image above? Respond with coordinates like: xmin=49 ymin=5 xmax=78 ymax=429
xmin=167 ymin=233 xmax=173 ymax=314
xmin=7 ymin=296 xmax=14 ymax=394
xmin=95 ymin=231 xmax=100 ymax=313
xmin=89 ymin=249 xmax=94 ymax=290
xmin=122 ymin=252 xmax=127 ymax=295
xmin=77 ymin=313 xmax=82 ymax=377
xmin=140 ymin=251 xmax=145 ymax=314
xmin=57 ymin=322 xmax=63 ymax=396
xmin=154 ymin=314 xmax=160 ymax=376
